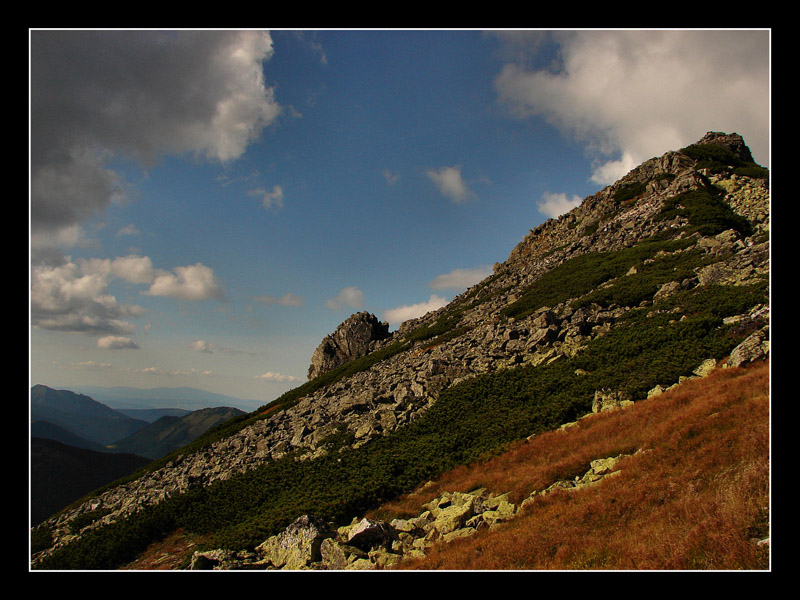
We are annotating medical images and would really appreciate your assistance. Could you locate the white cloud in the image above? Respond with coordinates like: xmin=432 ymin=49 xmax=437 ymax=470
xmin=326 ymin=286 xmax=365 ymax=311
xmin=30 ymin=30 xmax=281 ymax=242
xmin=133 ymin=366 xmax=214 ymax=377
xmin=494 ymin=30 xmax=770 ymax=183
xmin=116 ymin=224 xmax=140 ymax=237
xmin=383 ymin=294 xmax=449 ymax=327
xmin=188 ymin=339 xmax=256 ymax=356
xmin=31 ymin=255 xmax=225 ymax=335
xmin=254 ymin=292 xmax=304 ymax=306
xmin=97 ymin=335 xmax=139 ymax=350
xmin=188 ymin=339 xmax=217 ymax=353
xmin=256 ymin=371 xmax=300 ymax=383
xmin=145 ymin=263 xmax=225 ymax=301
xmin=30 ymin=261 xmax=144 ymax=335
xmin=59 ymin=360 xmax=114 ymax=370
xmin=426 ymin=166 xmax=476 ymax=203
xmin=537 ymin=192 xmax=583 ymax=219
xmin=249 ymin=185 xmax=284 ymax=211
xmin=429 ymin=266 xmax=493 ymax=291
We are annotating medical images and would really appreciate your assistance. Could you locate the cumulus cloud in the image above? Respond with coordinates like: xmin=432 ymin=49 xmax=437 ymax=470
xmin=383 ymin=294 xmax=449 ymax=327
xmin=188 ymin=340 xmax=217 ymax=353
xmin=426 ymin=166 xmax=477 ymax=203
xmin=326 ymin=286 xmax=365 ymax=311
xmin=537 ymin=192 xmax=583 ymax=219
xmin=256 ymin=371 xmax=300 ymax=383
xmin=493 ymin=30 xmax=770 ymax=183
xmin=30 ymin=261 xmax=145 ymax=335
xmin=145 ymin=263 xmax=225 ymax=301
xmin=254 ymin=292 xmax=304 ymax=307
xmin=97 ymin=335 xmax=139 ymax=350
xmin=31 ymin=255 xmax=225 ymax=335
xmin=429 ymin=266 xmax=493 ymax=291
xmin=30 ymin=30 xmax=281 ymax=243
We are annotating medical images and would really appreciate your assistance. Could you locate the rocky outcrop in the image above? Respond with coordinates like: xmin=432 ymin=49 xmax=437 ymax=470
xmin=308 ymin=312 xmax=391 ymax=380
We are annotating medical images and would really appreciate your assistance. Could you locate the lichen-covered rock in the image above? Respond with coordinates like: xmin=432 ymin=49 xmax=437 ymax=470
xmin=255 ymin=514 xmax=330 ymax=569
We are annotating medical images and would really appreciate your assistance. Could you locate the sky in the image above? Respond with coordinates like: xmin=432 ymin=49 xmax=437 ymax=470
xmin=29 ymin=29 xmax=771 ymax=408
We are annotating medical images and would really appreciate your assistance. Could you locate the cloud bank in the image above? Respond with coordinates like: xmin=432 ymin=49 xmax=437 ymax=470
xmin=494 ymin=30 xmax=769 ymax=184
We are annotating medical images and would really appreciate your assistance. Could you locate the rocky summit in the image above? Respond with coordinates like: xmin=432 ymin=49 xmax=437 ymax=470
xmin=30 ymin=132 xmax=770 ymax=570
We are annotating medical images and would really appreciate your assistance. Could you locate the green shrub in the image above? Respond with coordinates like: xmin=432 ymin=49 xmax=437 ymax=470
xmin=30 ymin=525 xmax=54 ymax=554
xmin=658 ymin=187 xmax=753 ymax=237
xmin=613 ymin=181 xmax=647 ymax=203
xmin=680 ymin=142 xmax=769 ymax=180
xmin=502 ymin=236 xmax=695 ymax=320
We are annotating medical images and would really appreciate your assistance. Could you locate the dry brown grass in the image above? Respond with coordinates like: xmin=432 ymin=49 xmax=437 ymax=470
xmin=383 ymin=360 xmax=770 ymax=570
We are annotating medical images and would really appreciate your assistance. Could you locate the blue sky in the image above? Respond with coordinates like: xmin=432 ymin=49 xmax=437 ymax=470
xmin=29 ymin=29 xmax=770 ymax=408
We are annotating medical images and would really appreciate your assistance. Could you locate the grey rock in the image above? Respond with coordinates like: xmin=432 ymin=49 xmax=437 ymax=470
xmin=308 ymin=312 xmax=391 ymax=380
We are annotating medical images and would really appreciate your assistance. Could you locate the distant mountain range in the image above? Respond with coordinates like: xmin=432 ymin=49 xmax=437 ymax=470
xmin=30 ymin=384 xmax=247 ymax=525
xmin=108 ymin=406 xmax=246 ymax=460
xmin=67 ymin=385 xmax=262 ymax=412
xmin=31 ymin=384 xmax=148 ymax=446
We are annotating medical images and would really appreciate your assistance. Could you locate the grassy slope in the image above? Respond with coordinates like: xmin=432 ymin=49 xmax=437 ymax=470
xmin=384 ymin=359 xmax=770 ymax=570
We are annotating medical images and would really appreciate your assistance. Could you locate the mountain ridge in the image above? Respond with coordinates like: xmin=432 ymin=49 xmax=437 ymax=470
xmin=30 ymin=131 xmax=770 ymax=570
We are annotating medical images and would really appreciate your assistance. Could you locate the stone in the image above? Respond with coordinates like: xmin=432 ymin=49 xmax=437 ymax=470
xmin=728 ymin=329 xmax=769 ymax=367
xmin=255 ymin=514 xmax=330 ymax=569
xmin=592 ymin=389 xmax=634 ymax=413
xmin=346 ymin=518 xmax=395 ymax=551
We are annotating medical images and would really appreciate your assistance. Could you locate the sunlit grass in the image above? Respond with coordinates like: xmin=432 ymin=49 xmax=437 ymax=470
xmin=387 ymin=360 xmax=769 ymax=570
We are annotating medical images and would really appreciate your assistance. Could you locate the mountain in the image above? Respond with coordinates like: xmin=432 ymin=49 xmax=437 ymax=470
xmin=115 ymin=408 xmax=192 ymax=423
xmin=30 ymin=385 xmax=149 ymax=446
xmin=30 ymin=132 xmax=770 ymax=570
xmin=30 ymin=438 xmax=151 ymax=526
xmin=30 ymin=420 xmax=109 ymax=453
xmin=69 ymin=385 xmax=262 ymax=412
xmin=108 ymin=407 xmax=247 ymax=460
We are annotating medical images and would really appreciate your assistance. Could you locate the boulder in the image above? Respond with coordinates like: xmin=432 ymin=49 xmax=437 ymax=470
xmin=255 ymin=514 xmax=330 ymax=569
xmin=592 ymin=389 xmax=634 ymax=413
xmin=727 ymin=328 xmax=769 ymax=367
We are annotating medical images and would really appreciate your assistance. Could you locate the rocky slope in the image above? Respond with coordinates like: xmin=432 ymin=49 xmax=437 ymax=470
xmin=30 ymin=132 xmax=770 ymax=570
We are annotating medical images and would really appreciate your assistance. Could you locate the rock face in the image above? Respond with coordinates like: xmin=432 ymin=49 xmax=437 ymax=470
xmin=308 ymin=312 xmax=391 ymax=380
